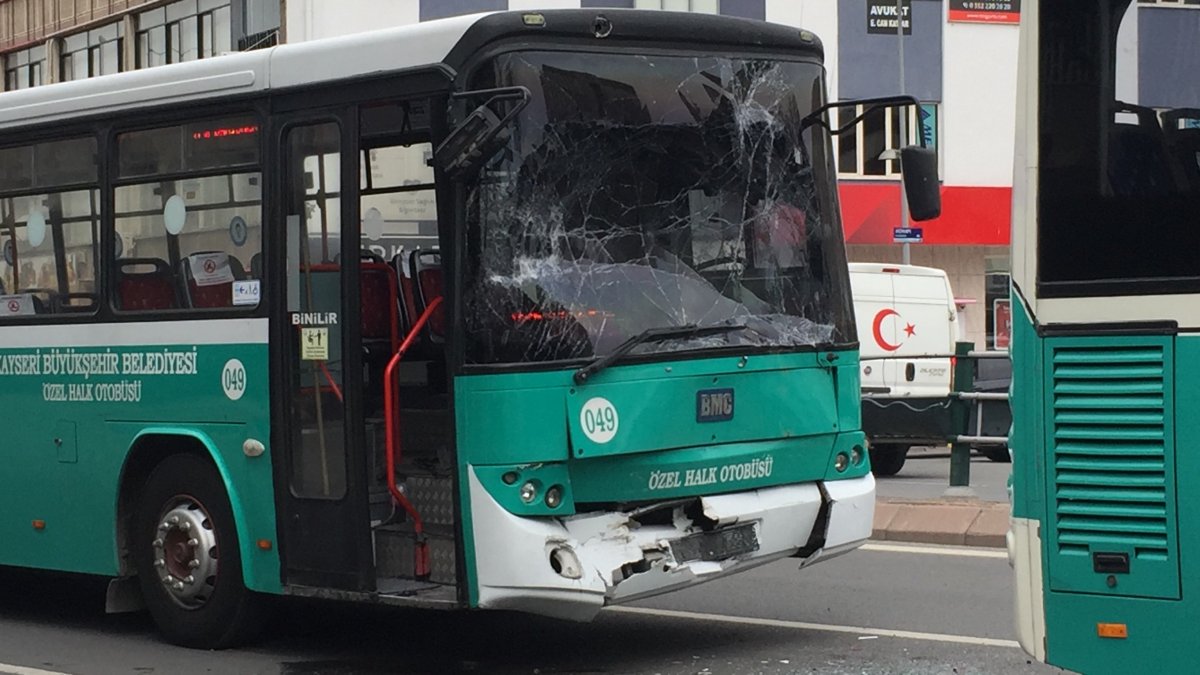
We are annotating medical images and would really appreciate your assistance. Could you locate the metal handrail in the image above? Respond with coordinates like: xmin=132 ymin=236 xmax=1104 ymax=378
xmin=383 ymin=295 xmax=443 ymax=580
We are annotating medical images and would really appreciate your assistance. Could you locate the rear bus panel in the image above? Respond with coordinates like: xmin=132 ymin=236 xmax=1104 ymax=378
xmin=1012 ymin=301 xmax=1197 ymax=673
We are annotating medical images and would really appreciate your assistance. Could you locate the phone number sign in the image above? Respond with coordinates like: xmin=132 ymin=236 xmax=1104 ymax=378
xmin=949 ymin=0 xmax=1020 ymax=24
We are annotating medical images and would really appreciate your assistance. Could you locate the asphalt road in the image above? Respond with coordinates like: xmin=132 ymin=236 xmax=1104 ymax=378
xmin=874 ymin=447 xmax=1011 ymax=502
xmin=0 ymin=543 xmax=1068 ymax=675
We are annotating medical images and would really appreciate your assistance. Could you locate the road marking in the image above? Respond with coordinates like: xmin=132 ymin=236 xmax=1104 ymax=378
xmin=0 ymin=665 xmax=72 ymax=675
xmin=861 ymin=542 xmax=1008 ymax=559
xmin=609 ymin=606 xmax=1021 ymax=649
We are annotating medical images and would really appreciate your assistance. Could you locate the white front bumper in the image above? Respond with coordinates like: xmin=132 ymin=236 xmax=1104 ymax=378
xmin=468 ymin=468 xmax=875 ymax=620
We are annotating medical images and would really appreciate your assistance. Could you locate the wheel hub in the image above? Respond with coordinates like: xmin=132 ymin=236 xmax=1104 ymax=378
xmin=151 ymin=498 xmax=219 ymax=608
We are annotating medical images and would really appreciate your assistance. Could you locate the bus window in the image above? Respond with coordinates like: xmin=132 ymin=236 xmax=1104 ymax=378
xmin=0 ymin=136 xmax=99 ymax=317
xmin=360 ymin=143 xmax=438 ymax=264
xmin=113 ymin=116 xmax=262 ymax=311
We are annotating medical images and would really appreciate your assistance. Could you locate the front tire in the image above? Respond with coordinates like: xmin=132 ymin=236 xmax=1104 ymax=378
xmin=133 ymin=453 xmax=265 ymax=649
xmin=978 ymin=445 xmax=1012 ymax=463
xmin=869 ymin=444 xmax=908 ymax=477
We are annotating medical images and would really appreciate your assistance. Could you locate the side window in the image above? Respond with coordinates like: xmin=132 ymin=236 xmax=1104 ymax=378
xmin=112 ymin=116 xmax=263 ymax=312
xmin=0 ymin=137 xmax=99 ymax=318
xmin=359 ymin=100 xmax=439 ymax=264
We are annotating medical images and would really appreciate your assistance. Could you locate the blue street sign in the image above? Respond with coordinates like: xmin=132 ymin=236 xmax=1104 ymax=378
xmin=893 ymin=227 xmax=924 ymax=243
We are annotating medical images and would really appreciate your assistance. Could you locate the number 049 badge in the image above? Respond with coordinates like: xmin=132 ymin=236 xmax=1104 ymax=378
xmin=580 ymin=397 xmax=619 ymax=444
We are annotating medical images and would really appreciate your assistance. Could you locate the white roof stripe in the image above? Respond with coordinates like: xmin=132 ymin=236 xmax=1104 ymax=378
xmin=0 ymin=13 xmax=491 ymax=130
xmin=0 ymin=318 xmax=269 ymax=348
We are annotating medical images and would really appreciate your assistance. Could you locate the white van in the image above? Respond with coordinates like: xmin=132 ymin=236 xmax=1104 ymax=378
xmin=849 ymin=263 xmax=957 ymax=476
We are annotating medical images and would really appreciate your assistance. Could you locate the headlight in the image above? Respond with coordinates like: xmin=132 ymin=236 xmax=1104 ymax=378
xmin=834 ymin=452 xmax=850 ymax=472
xmin=520 ymin=481 xmax=538 ymax=504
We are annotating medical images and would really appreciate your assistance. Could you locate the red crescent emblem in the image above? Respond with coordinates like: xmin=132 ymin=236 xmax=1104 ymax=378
xmin=872 ymin=309 xmax=901 ymax=351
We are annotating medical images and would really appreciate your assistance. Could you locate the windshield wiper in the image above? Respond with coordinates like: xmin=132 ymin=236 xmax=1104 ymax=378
xmin=573 ymin=324 xmax=747 ymax=385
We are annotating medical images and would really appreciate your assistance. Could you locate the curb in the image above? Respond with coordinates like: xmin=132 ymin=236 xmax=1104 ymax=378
xmin=874 ymin=498 xmax=1009 ymax=548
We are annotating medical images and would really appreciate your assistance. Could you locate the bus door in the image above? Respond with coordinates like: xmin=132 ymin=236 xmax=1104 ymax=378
xmin=275 ymin=117 xmax=374 ymax=591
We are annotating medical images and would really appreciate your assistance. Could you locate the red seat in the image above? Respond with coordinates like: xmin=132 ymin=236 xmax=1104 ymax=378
xmin=410 ymin=249 xmax=444 ymax=342
xmin=181 ymin=252 xmax=246 ymax=309
xmin=361 ymin=262 xmax=400 ymax=351
xmin=117 ymin=258 xmax=178 ymax=311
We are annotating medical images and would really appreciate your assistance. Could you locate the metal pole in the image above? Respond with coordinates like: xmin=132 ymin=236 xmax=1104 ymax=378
xmin=897 ymin=0 xmax=911 ymax=265
xmin=946 ymin=341 xmax=977 ymax=498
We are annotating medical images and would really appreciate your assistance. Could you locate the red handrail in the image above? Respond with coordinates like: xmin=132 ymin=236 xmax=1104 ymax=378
xmin=383 ymin=295 xmax=444 ymax=580
xmin=317 ymin=361 xmax=343 ymax=403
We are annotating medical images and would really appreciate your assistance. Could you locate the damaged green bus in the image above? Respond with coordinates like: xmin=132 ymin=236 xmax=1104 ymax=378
xmin=0 ymin=9 xmax=936 ymax=648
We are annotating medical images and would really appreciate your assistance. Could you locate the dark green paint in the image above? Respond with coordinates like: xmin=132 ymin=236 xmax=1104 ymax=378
xmin=0 ymin=342 xmax=281 ymax=594
xmin=1012 ymin=295 xmax=1200 ymax=673
xmin=455 ymin=350 xmax=865 ymax=606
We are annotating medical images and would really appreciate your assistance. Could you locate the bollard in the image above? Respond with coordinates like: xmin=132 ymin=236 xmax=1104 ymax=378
xmin=946 ymin=341 xmax=976 ymax=497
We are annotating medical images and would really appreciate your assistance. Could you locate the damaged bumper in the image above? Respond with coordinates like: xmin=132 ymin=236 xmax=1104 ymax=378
xmin=468 ymin=468 xmax=875 ymax=620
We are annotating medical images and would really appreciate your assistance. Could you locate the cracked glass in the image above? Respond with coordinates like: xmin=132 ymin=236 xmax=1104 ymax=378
xmin=461 ymin=51 xmax=853 ymax=366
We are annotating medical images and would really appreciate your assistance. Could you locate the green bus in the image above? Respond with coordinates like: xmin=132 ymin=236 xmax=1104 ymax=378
xmin=1010 ymin=1 xmax=1200 ymax=671
xmin=0 ymin=9 xmax=935 ymax=648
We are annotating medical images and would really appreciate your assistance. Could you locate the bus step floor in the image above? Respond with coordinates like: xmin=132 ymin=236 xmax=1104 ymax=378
xmin=375 ymin=577 xmax=446 ymax=596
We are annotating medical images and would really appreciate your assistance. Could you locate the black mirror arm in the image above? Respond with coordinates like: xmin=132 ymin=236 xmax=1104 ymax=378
xmin=800 ymin=95 xmax=925 ymax=146
xmin=449 ymin=85 xmax=533 ymax=130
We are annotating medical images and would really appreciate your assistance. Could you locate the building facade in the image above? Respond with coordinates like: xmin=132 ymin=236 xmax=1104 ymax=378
xmin=2 ymin=0 xmax=1197 ymax=346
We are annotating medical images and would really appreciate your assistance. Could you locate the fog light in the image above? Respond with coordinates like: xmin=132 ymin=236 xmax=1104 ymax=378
xmin=550 ymin=546 xmax=582 ymax=579
xmin=520 ymin=481 xmax=538 ymax=504
xmin=851 ymin=446 xmax=864 ymax=466
xmin=545 ymin=485 xmax=564 ymax=509
xmin=502 ymin=471 xmax=519 ymax=485
xmin=834 ymin=452 xmax=850 ymax=472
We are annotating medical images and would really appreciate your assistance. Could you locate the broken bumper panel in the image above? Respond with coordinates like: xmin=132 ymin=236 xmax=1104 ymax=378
xmin=468 ymin=468 xmax=875 ymax=621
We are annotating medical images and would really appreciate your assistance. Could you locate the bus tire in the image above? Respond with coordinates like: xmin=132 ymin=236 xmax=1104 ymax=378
xmin=869 ymin=444 xmax=908 ymax=477
xmin=133 ymin=453 xmax=265 ymax=649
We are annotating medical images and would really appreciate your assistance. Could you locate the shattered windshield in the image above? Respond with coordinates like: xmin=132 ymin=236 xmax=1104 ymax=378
xmin=462 ymin=50 xmax=853 ymax=366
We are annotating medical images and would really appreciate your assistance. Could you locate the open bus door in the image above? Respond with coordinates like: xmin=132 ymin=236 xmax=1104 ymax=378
xmin=273 ymin=115 xmax=374 ymax=591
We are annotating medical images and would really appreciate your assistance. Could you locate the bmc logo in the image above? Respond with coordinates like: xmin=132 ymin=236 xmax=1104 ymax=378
xmin=697 ymin=388 xmax=735 ymax=422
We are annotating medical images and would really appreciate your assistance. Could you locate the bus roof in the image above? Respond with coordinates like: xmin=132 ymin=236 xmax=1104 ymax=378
xmin=0 ymin=9 xmax=824 ymax=132
xmin=0 ymin=13 xmax=486 ymax=131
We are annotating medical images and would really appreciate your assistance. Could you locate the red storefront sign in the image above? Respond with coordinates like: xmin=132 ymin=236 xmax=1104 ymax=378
xmin=949 ymin=0 xmax=1021 ymax=25
xmin=838 ymin=183 xmax=1011 ymax=246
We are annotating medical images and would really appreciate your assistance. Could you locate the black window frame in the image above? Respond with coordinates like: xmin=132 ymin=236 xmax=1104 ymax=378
xmin=108 ymin=109 xmax=267 ymax=316
xmin=60 ymin=23 xmax=125 ymax=82
xmin=0 ymin=133 xmax=102 ymax=321
xmin=137 ymin=0 xmax=233 ymax=69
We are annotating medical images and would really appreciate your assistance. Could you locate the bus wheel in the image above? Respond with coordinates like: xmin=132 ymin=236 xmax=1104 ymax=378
xmin=978 ymin=445 xmax=1012 ymax=463
xmin=869 ymin=444 xmax=908 ymax=477
xmin=133 ymin=453 xmax=264 ymax=649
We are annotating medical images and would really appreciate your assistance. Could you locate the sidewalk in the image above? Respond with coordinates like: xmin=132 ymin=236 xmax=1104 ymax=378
xmin=873 ymin=497 xmax=1009 ymax=548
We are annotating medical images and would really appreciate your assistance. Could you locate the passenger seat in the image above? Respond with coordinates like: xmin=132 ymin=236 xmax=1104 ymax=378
xmin=116 ymin=258 xmax=178 ymax=311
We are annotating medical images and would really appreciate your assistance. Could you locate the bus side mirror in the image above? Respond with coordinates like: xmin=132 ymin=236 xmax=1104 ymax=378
xmin=434 ymin=104 xmax=510 ymax=180
xmin=434 ymin=86 xmax=531 ymax=180
xmin=900 ymin=145 xmax=941 ymax=221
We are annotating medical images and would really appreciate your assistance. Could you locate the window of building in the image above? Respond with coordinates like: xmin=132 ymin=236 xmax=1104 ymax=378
xmin=0 ymin=137 xmax=100 ymax=318
xmin=241 ymin=0 xmax=280 ymax=50
xmin=835 ymin=103 xmax=938 ymax=178
xmin=61 ymin=24 xmax=123 ymax=81
xmin=112 ymin=115 xmax=262 ymax=312
xmin=5 ymin=45 xmax=45 ymax=90
xmin=137 ymin=0 xmax=232 ymax=68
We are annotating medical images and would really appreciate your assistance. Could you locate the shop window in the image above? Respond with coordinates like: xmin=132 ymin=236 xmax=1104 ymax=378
xmin=835 ymin=103 xmax=938 ymax=178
